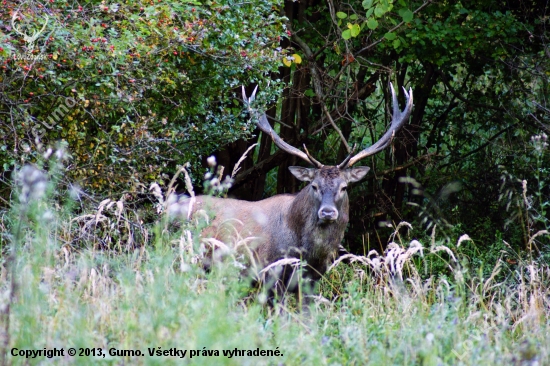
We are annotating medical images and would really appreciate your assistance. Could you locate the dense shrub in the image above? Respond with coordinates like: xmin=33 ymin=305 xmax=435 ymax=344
xmin=1 ymin=0 xmax=285 ymax=194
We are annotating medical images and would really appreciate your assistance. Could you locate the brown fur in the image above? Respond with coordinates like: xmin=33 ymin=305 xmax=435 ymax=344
xmin=185 ymin=165 xmax=370 ymax=296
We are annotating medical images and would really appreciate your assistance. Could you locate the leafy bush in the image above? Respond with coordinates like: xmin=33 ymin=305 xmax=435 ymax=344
xmin=1 ymin=0 xmax=285 ymax=194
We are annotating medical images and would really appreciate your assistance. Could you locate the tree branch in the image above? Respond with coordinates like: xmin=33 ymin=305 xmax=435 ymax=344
xmin=232 ymin=149 xmax=285 ymax=187
xmin=439 ymin=122 xmax=519 ymax=169
xmin=377 ymin=153 xmax=436 ymax=176
xmin=292 ymin=32 xmax=352 ymax=153
xmin=438 ymin=71 xmax=506 ymax=112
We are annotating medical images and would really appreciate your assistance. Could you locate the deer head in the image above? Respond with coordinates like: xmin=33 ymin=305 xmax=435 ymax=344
xmin=11 ymin=10 xmax=49 ymax=51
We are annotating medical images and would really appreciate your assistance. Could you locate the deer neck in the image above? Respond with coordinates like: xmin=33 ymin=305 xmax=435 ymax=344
xmin=288 ymin=187 xmax=349 ymax=258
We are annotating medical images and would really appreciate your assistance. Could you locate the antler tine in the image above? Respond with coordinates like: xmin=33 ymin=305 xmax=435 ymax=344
xmin=242 ymin=85 xmax=258 ymax=105
xmin=11 ymin=11 xmax=25 ymax=36
xmin=391 ymin=81 xmax=400 ymax=122
xmin=242 ymin=86 xmax=319 ymax=167
xmin=342 ymin=82 xmax=413 ymax=168
xmin=35 ymin=15 xmax=49 ymax=37
xmin=336 ymin=144 xmax=357 ymax=169
xmin=302 ymin=144 xmax=324 ymax=168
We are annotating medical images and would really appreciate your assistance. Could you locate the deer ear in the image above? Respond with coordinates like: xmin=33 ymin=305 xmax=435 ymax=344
xmin=288 ymin=166 xmax=317 ymax=182
xmin=344 ymin=166 xmax=370 ymax=182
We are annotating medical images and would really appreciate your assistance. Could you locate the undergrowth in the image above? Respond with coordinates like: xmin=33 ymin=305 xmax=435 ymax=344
xmin=0 ymin=150 xmax=549 ymax=365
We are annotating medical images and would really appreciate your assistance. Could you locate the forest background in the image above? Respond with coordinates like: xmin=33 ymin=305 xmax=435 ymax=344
xmin=2 ymin=0 xmax=548 ymax=258
xmin=0 ymin=0 xmax=549 ymax=364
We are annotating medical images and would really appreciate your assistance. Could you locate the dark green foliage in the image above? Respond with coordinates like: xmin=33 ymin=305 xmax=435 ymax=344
xmin=1 ymin=0 xmax=549 ymax=263
xmin=228 ymin=0 xmax=550 ymax=260
xmin=0 ymin=0 xmax=285 ymax=193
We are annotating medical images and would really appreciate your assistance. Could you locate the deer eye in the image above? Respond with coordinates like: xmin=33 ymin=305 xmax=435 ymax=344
xmin=341 ymin=185 xmax=348 ymax=192
xmin=311 ymin=184 xmax=319 ymax=191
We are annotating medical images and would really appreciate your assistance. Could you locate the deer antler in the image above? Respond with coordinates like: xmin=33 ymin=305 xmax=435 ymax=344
xmin=11 ymin=11 xmax=26 ymax=38
xmin=338 ymin=83 xmax=413 ymax=169
xmin=11 ymin=11 xmax=49 ymax=49
xmin=242 ymin=86 xmax=323 ymax=168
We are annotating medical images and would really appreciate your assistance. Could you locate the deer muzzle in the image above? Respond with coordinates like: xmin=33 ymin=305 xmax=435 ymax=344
xmin=318 ymin=206 xmax=338 ymax=222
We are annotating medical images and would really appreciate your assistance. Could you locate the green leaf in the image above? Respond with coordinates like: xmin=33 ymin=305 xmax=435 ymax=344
xmin=384 ymin=32 xmax=396 ymax=40
xmin=351 ymin=24 xmax=361 ymax=37
xmin=374 ymin=6 xmax=386 ymax=17
xmin=399 ymin=8 xmax=414 ymax=23
xmin=304 ymin=89 xmax=316 ymax=97
xmin=367 ymin=18 xmax=378 ymax=30
xmin=362 ymin=0 xmax=374 ymax=9
xmin=342 ymin=29 xmax=352 ymax=40
xmin=336 ymin=12 xmax=348 ymax=19
xmin=349 ymin=14 xmax=358 ymax=20
xmin=393 ymin=39 xmax=401 ymax=48
xmin=366 ymin=8 xmax=374 ymax=18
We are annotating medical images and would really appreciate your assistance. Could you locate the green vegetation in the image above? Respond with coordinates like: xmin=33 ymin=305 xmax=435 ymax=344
xmin=1 ymin=0 xmax=548 ymax=252
xmin=1 ymin=156 xmax=549 ymax=364
xmin=1 ymin=0 xmax=285 ymax=192
xmin=1 ymin=0 xmax=549 ymax=364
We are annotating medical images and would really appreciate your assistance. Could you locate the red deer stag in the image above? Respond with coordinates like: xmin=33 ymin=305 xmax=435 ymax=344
xmin=179 ymin=84 xmax=413 ymax=296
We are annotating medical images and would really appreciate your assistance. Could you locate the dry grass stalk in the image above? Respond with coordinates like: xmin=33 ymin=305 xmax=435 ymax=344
xmin=231 ymin=143 xmax=258 ymax=178
xmin=259 ymin=258 xmax=301 ymax=276
xmin=457 ymin=234 xmax=472 ymax=247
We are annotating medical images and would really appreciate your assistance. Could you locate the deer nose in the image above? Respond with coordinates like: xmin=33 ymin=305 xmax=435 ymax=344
xmin=318 ymin=206 xmax=338 ymax=222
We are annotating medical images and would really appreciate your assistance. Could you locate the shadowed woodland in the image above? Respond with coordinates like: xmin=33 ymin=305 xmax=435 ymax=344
xmin=1 ymin=1 xmax=550 ymax=364
xmin=214 ymin=0 xmax=550 ymax=255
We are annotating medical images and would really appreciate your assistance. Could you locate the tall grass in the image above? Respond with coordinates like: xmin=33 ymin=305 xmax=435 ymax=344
xmin=1 ymin=154 xmax=549 ymax=365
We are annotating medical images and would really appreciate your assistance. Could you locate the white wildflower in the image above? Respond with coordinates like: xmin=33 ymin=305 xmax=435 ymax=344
xmin=207 ymin=156 xmax=216 ymax=167
xmin=17 ymin=165 xmax=47 ymax=203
